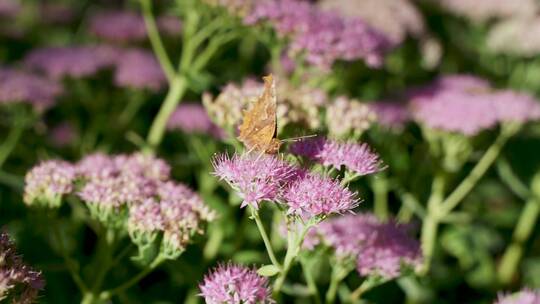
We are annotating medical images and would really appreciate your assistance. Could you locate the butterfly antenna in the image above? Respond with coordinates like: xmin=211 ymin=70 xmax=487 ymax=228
xmin=282 ymin=134 xmax=318 ymax=143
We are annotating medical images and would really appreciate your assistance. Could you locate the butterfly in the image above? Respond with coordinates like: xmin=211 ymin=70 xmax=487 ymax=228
xmin=238 ymin=74 xmax=281 ymax=154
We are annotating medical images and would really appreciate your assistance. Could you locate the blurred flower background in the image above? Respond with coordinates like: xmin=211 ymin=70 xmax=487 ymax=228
xmin=1 ymin=0 xmax=540 ymax=303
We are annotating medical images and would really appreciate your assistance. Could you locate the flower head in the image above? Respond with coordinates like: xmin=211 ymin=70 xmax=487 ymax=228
xmin=356 ymin=220 xmax=422 ymax=278
xmin=0 ymin=68 xmax=63 ymax=110
xmin=369 ymin=101 xmax=410 ymax=129
xmin=307 ymin=214 xmax=422 ymax=278
xmin=439 ymin=0 xmax=536 ymax=23
xmin=245 ymin=0 xmax=391 ymax=69
xmin=0 ymin=231 xmax=44 ymax=303
xmin=89 ymin=10 xmax=183 ymax=42
xmin=318 ymin=0 xmax=425 ymax=45
xmin=24 ymin=45 xmax=119 ymax=79
xmin=113 ymin=48 xmax=167 ymax=91
xmin=212 ymin=153 xmax=299 ymax=208
xmin=24 ymin=160 xmax=76 ymax=207
xmin=494 ymin=289 xmax=540 ymax=304
xmin=283 ymin=173 xmax=359 ymax=218
xmin=491 ymin=90 xmax=540 ymax=123
xmin=199 ymin=263 xmax=273 ymax=304
xmin=290 ymin=137 xmax=383 ymax=176
xmin=408 ymin=75 xmax=499 ymax=136
xmin=89 ymin=10 xmax=147 ymax=42
xmin=326 ymin=96 xmax=376 ymax=138
xmin=167 ymin=103 xmax=225 ymax=138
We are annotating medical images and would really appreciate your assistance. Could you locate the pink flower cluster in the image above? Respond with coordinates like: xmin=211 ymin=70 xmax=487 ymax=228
xmin=22 ymin=46 xmax=167 ymax=91
xmin=305 ymin=214 xmax=422 ymax=279
xmin=0 ymin=232 xmax=44 ymax=303
xmin=24 ymin=160 xmax=77 ymax=207
xmin=245 ymin=0 xmax=391 ymax=69
xmin=167 ymin=103 xmax=225 ymax=139
xmin=199 ymin=263 xmax=273 ymax=304
xmin=408 ymin=75 xmax=540 ymax=135
xmin=212 ymin=152 xmax=359 ymax=218
xmin=494 ymin=289 xmax=540 ymax=304
xmin=290 ymin=137 xmax=383 ymax=176
xmin=89 ymin=10 xmax=182 ymax=43
xmin=23 ymin=153 xmax=214 ymax=253
xmin=0 ymin=67 xmax=63 ymax=110
xmin=24 ymin=45 xmax=119 ymax=79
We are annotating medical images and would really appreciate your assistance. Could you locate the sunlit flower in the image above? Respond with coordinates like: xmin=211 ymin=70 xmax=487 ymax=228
xmin=283 ymin=173 xmax=359 ymax=218
xmin=494 ymin=289 xmax=540 ymax=304
xmin=199 ymin=263 xmax=273 ymax=304
xmin=439 ymin=0 xmax=536 ymax=23
xmin=0 ymin=231 xmax=44 ymax=303
xmin=487 ymin=16 xmax=540 ymax=57
xmin=290 ymin=137 xmax=383 ymax=176
xmin=113 ymin=48 xmax=166 ymax=91
xmin=318 ymin=0 xmax=425 ymax=45
xmin=23 ymin=160 xmax=76 ymax=207
xmin=212 ymin=153 xmax=299 ymax=208
xmin=491 ymin=90 xmax=540 ymax=123
xmin=326 ymin=97 xmax=376 ymax=138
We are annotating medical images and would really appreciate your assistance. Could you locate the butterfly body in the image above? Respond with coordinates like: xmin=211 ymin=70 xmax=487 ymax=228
xmin=238 ymin=74 xmax=282 ymax=154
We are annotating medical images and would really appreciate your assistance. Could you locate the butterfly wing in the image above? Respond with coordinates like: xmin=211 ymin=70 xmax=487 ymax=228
xmin=238 ymin=75 xmax=278 ymax=153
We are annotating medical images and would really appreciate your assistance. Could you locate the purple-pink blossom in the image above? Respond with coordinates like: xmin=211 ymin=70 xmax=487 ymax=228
xmin=0 ymin=68 xmax=63 ymax=110
xmin=494 ymin=289 xmax=540 ymax=304
xmin=0 ymin=231 xmax=44 ymax=303
xmin=199 ymin=263 xmax=273 ymax=304
xmin=306 ymin=214 xmax=422 ymax=278
xmin=212 ymin=153 xmax=299 ymax=208
xmin=370 ymin=101 xmax=410 ymax=129
xmin=89 ymin=10 xmax=147 ymax=42
xmin=113 ymin=48 xmax=167 ymax=91
xmin=89 ymin=10 xmax=182 ymax=42
xmin=290 ymin=137 xmax=383 ymax=176
xmin=24 ymin=45 xmax=119 ymax=79
xmin=245 ymin=0 xmax=391 ymax=69
xmin=282 ymin=173 xmax=359 ymax=218
xmin=23 ymin=160 xmax=77 ymax=207
xmin=408 ymin=75 xmax=540 ymax=135
xmin=167 ymin=103 xmax=225 ymax=138
xmin=0 ymin=0 xmax=19 ymax=18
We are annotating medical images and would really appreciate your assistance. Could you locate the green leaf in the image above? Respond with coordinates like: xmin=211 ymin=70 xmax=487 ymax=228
xmin=257 ymin=264 xmax=280 ymax=277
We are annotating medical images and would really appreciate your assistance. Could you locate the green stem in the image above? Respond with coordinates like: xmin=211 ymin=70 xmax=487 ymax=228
xmin=273 ymin=223 xmax=311 ymax=296
xmin=496 ymin=158 xmax=530 ymax=200
xmin=372 ymin=175 xmax=389 ymax=220
xmin=91 ymin=229 xmax=117 ymax=293
xmin=498 ymin=196 xmax=540 ymax=284
xmin=140 ymin=0 xmax=174 ymax=81
xmin=420 ymin=173 xmax=446 ymax=274
xmin=300 ymin=257 xmax=321 ymax=304
xmin=145 ymin=75 xmax=188 ymax=152
xmin=250 ymin=207 xmax=282 ymax=269
xmin=99 ymin=255 xmax=165 ymax=300
xmin=349 ymin=277 xmax=385 ymax=302
xmin=325 ymin=263 xmax=351 ymax=304
xmin=0 ymin=124 xmax=24 ymax=168
xmin=439 ymin=125 xmax=518 ymax=215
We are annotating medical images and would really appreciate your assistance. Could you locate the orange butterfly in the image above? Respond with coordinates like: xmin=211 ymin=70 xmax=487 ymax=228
xmin=238 ymin=74 xmax=281 ymax=154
